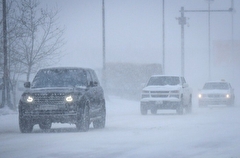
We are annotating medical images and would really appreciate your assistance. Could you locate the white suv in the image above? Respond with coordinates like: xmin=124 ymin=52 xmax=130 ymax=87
xmin=140 ymin=75 xmax=192 ymax=115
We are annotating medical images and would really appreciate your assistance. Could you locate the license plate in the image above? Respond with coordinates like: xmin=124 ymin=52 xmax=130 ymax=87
xmin=155 ymin=101 xmax=163 ymax=104
xmin=39 ymin=105 xmax=58 ymax=110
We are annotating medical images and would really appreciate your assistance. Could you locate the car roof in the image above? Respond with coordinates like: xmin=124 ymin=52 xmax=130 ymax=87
xmin=39 ymin=67 xmax=93 ymax=71
xmin=151 ymin=75 xmax=182 ymax=78
xmin=205 ymin=80 xmax=229 ymax=84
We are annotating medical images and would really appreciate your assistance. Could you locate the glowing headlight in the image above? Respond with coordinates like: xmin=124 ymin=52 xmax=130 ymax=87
xmin=66 ymin=95 xmax=73 ymax=102
xmin=198 ymin=94 xmax=202 ymax=98
xmin=226 ymin=94 xmax=230 ymax=98
xmin=27 ymin=96 xmax=34 ymax=103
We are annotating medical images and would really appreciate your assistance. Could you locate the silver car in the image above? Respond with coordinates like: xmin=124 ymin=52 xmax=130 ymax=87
xmin=198 ymin=80 xmax=235 ymax=107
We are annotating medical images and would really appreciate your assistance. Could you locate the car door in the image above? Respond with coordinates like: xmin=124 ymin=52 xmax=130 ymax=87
xmin=89 ymin=70 xmax=103 ymax=111
xmin=85 ymin=70 xmax=99 ymax=117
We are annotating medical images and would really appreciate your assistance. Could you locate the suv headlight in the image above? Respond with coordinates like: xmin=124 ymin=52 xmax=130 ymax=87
xmin=22 ymin=94 xmax=34 ymax=103
xmin=27 ymin=96 xmax=34 ymax=102
xmin=65 ymin=95 xmax=73 ymax=102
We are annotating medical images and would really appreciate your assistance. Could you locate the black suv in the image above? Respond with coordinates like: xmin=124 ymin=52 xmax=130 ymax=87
xmin=18 ymin=67 xmax=106 ymax=133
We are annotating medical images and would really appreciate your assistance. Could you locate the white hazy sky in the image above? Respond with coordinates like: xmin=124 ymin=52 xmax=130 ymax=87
xmin=41 ymin=0 xmax=240 ymax=96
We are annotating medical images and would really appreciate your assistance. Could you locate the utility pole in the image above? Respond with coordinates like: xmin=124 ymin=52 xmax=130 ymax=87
xmin=162 ymin=0 xmax=165 ymax=74
xmin=177 ymin=7 xmax=186 ymax=77
xmin=207 ymin=0 xmax=213 ymax=80
xmin=102 ymin=0 xmax=106 ymax=71
xmin=2 ymin=0 xmax=10 ymax=108
xmin=231 ymin=0 xmax=234 ymax=55
xmin=102 ymin=0 xmax=106 ymax=91
xmin=176 ymin=2 xmax=233 ymax=79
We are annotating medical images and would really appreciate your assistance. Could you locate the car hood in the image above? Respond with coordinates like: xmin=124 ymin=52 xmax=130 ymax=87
xmin=26 ymin=87 xmax=77 ymax=94
xmin=143 ymin=85 xmax=181 ymax=91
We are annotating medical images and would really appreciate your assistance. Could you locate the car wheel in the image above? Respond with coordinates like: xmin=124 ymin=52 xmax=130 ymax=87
xmin=19 ymin=115 xmax=33 ymax=133
xmin=93 ymin=102 xmax=106 ymax=129
xmin=39 ymin=121 xmax=52 ymax=130
xmin=176 ymin=100 xmax=184 ymax=115
xmin=140 ymin=104 xmax=147 ymax=115
xmin=186 ymin=96 xmax=192 ymax=113
xmin=227 ymin=97 xmax=235 ymax=107
xmin=151 ymin=107 xmax=157 ymax=115
xmin=76 ymin=103 xmax=90 ymax=132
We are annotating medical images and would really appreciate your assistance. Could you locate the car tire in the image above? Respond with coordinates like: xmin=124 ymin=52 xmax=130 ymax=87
xmin=176 ymin=100 xmax=184 ymax=115
xmin=151 ymin=107 xmax=157 ymax=115
xmin=227 ymin=97 xmax=235 ymax=107
xmin=93 ymin=102 xmax=106 ymax=129
xmin=39 ymin=121 xmax=52 ymax=130
xmin=19 ymin=115 xmax=33 ymax=133
xmin=76 ymin=103 xmax=90 ymax=132
xmin=140 ymin=104 xmax=147 ymax=115
xmin=186 ymin=96 xmax=192 ymax=113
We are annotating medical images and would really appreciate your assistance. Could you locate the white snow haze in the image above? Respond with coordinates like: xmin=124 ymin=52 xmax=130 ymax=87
xmin=42 ymin=0 xmax=240 ymax=102
xmin=1 ymin=0 xmax=240 ymax=158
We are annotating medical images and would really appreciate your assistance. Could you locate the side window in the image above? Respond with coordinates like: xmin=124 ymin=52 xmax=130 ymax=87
xmin=228 ymin=83 xmax=232 ymax=89
xmin=86 ymin=70 xmax=92 ymax=85
xmin=181 ymin=77 xmax=186 ymax=84
xmin=75 ymin=70 xmax=88 ymax=86
xmin=91 ymin=70 xmax=99 ymax=83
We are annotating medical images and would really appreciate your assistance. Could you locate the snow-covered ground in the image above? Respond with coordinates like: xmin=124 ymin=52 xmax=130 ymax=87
xmin=0 ymin=96 xmax=240 ymax=158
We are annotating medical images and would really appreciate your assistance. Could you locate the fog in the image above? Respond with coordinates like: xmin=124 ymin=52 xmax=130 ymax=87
xmin=40 ymin=0 xmax=240 ymax=104
xmin=1 ymin=1 xmax=240 ymax=157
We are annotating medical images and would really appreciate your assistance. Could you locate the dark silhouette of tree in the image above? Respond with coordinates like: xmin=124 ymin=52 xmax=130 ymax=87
xmin=14 ymin=0 xmax=64 ymax=81
xmin=0 ymin=0 xmax=64 ymax=109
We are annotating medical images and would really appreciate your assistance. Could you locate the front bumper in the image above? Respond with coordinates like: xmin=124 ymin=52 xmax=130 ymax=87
xmin=199 ymin=98 xmax=231 ymax=106
xmin=22 ymin=111 xmax=78 ymax=124
xmin=19 ymin=102 xmax=79 ymax=124
xmin=141 ymin=98 xmax=181 ymax=110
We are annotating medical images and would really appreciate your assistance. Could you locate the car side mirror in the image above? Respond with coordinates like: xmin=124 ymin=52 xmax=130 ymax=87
xmin=24 ymin=82 xmax=31 ymax=88
xmin=89 ymin=81 xmax=98 ymax=87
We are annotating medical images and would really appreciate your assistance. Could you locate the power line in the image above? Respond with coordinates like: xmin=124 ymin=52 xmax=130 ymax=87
xmin=176 ymin=1 xmax=233 ymax=78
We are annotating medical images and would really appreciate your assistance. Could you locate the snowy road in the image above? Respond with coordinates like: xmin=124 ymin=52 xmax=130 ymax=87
xmin=0 ymin=96 xmax=240 ymax=158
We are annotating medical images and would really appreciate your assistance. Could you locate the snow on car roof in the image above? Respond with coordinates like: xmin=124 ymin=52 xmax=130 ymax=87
xmin=38 ymin=67 xmax=94 ymax=71
xmin=205 ymin=80 xmax=228 ymax=83
xmin=150 ymin=75 xmax=182 ymax=77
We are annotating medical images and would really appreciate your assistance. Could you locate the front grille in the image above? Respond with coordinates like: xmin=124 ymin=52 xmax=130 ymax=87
xmin=149 ymin=91 xmax=179 ymax=98
xmin=150 ymin=91 xmax=169 ymax=98
xmin=24 ymin=110 xmax=77 ymax=117
xmin=33 ymin=93 xmax=65 ymax=105
xmin=151 ymin=95 xmax=168 ymax=98
xmin=151 ymin=91 xmax=169 ymax=93
xmin=208 ymin=94 xmax=224 ymax=98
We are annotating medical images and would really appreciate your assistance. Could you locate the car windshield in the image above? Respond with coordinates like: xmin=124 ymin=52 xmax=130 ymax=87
xmin=147 ymin=76 xmax=180 ymax=86
xmin=31 ymin=69 xmax=87 ymax=88
xmin=203 ymin=82 xmax=229 ymax=90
